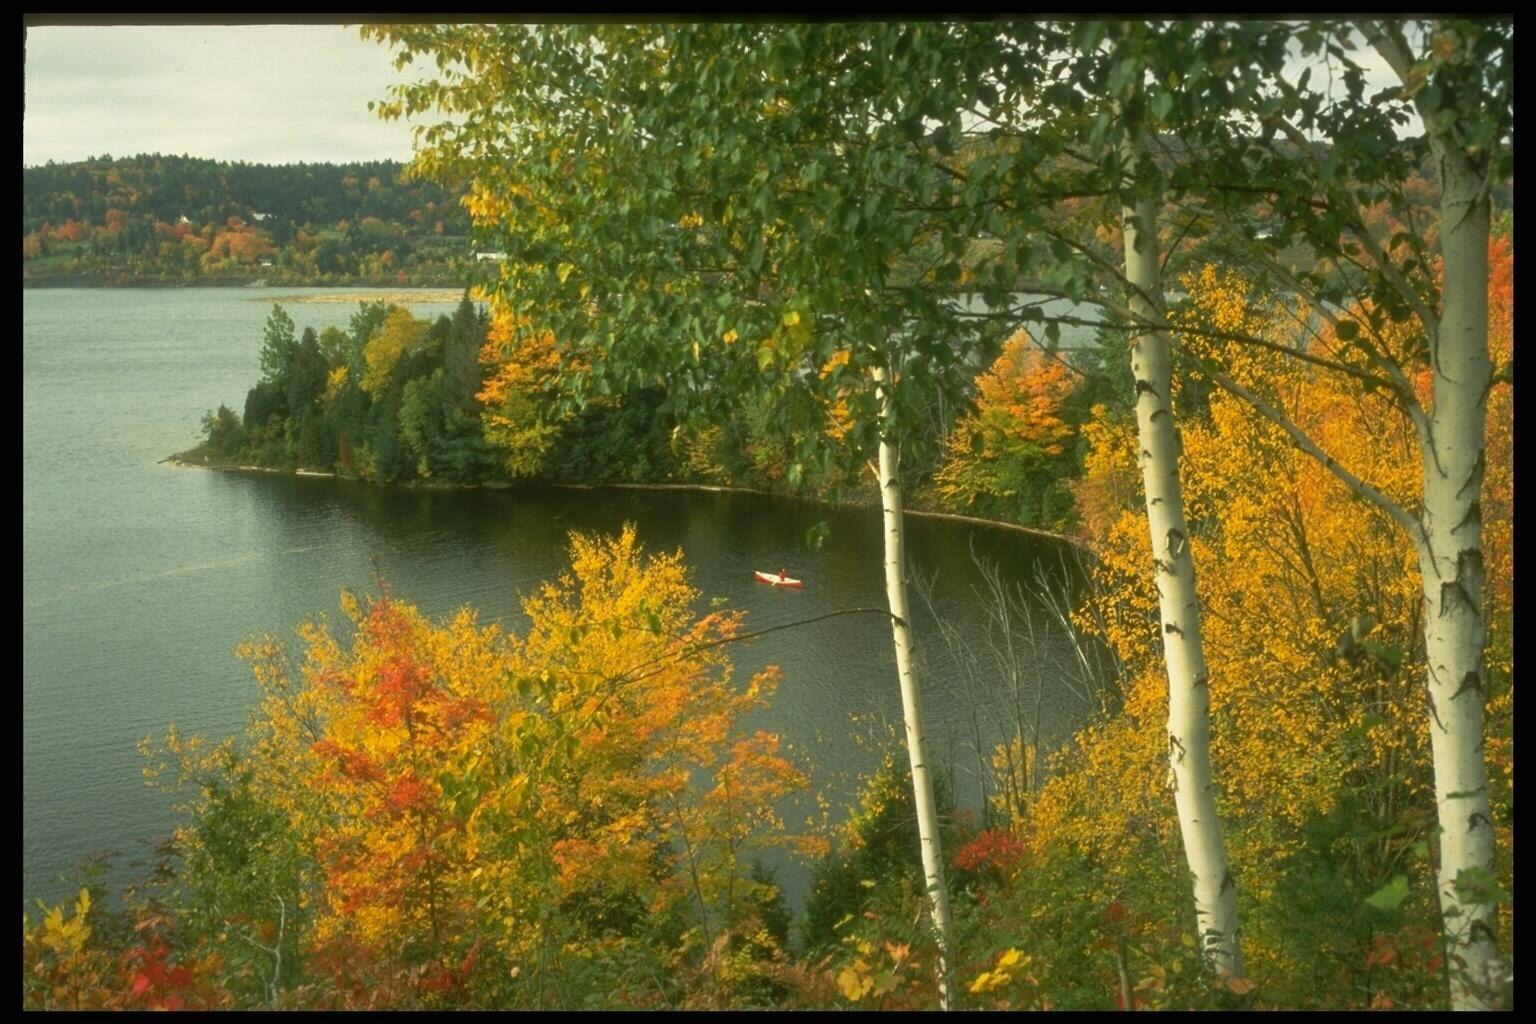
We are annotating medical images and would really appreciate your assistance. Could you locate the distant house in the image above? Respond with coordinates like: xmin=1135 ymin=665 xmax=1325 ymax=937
xmin=259 ymin=259 xmax=274 ymax=268
xmin=251 ymin=211 xmax=271 ymax=222
xmin=475 ymin=251 xmax=507 ymax=262
xmin=177 ymin=214 xmax=192 ymax=225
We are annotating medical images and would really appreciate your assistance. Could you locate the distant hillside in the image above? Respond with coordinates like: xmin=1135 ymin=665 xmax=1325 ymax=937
xmin=22 ymin=154 xmax=481 ymax=287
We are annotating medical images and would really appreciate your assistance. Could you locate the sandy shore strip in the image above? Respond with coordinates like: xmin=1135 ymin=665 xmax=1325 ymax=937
xmin=253 ymin=289 xmax=468 ymax=304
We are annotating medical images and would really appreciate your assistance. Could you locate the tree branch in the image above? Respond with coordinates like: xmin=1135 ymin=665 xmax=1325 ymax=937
xmin=1205 ymin=367 xmax=1418 ymax=535
xmin=1261 ymin=105 xmax=1442 ymax=337
xmin=1170 ymin=195 xmax=1428 ymax=422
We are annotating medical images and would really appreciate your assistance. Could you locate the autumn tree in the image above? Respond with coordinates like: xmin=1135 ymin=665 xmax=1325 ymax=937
xmin=359 ymin=307 xmax=432 ymax=397
xmin=1113 ymin=21 xmax=1515 ymax=1005
xmin=360 ymin=24 xmax=1076 ymax=1000
xmin=1008 ymin=261 xmax=1513 ymax=1009
xmin=933 ymin=329 xmax=1078 ymax=528
xmin=141 ymin=527 xmax=811 ymax=1009
xmin=473 ymin=306 xmax=565 ymax=478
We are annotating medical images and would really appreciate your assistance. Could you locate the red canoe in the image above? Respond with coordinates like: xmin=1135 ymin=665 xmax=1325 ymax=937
xmin=754 ymin=570 xmax=803 ymax=588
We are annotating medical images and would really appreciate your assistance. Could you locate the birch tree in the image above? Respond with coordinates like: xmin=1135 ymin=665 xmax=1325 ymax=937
xmin=363 ymin=18 xmax=1273 ymax=993
xmin=1118 ymin=20 xmax=1513 ymax=1007
xmin=953 ymin=21 xmax=1510 ymax=998
xmin=910 ymin=22 xmax=1254 ymax=978
xmin=361 ymin=22 xmax=1068 ymax=1006
xmin=1119 ymin=177 xmax=1243 ymax=981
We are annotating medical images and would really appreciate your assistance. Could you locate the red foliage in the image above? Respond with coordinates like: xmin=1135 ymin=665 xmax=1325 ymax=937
xmin=952 ymin=828 xmax=1028 ymax=875
xmin=118 ymin=918 xmax=219 ymax=1011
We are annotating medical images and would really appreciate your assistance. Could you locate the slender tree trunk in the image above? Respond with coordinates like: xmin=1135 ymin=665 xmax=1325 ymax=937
xmin=1116 ymin=931 xmax=1135 ymax=1011
xmin=1121 ymin=180 xmax=1244 ymax=980
xmin=872 ymin=363 xmax=956 ymax=1009
xmin=1416 ymin=145 xmax=1502 ymax=1010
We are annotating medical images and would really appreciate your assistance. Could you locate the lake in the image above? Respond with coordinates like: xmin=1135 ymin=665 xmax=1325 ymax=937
xmin=22 ymin=286 xmax=1092 ymax=912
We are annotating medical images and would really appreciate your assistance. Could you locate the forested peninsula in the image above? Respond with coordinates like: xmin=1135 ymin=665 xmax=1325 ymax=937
xmin=177 ymin=298 xmax=1104 ymax=533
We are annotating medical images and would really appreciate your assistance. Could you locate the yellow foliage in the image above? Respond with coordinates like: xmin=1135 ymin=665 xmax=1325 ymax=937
xmin=34 ymin=889 xmax=92 ymax=959
xmin=1019 ymin=262 xmax=1514 ymax=995
xmin=475 ymin=305 xmax=566 ymax=476
xmin=818 ymin=348 xmax=855 ymax=442
xmin=323 ymin=364 xmax=349 ymax=401
xmin=674 ymin=424 xmax=731 ymax=483
xmin=160 ymin=524 xmax=809 ymax=1003
xmin=360 ymin=307 xmax=430 ymax=395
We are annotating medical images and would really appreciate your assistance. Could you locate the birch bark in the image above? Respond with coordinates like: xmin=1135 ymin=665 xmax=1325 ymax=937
xmin=871 ymin=363 xmax=956 ymax=1008
xmin=1414 ymin=143 xmax=1502 ymax=1011
xmin=1121 ymin=184 xmax=1244 ymax=980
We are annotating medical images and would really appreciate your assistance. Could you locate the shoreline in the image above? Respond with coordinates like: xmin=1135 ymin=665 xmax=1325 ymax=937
xmin=23 ymin=278 xmax=467 ymax=291
xmin=166 ymin=453 xmax=1090 ymax=549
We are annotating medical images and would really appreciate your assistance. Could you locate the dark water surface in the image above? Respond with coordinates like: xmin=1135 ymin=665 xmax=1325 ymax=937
xmin=23 ymin=287 xmax=1087 ymax=911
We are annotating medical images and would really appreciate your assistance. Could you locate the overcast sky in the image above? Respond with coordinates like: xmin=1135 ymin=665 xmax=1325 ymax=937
xmin=23 ymin=21 xmax=1412 ymax=168
xmin=23 ymin=24 xmax=420 ymax=166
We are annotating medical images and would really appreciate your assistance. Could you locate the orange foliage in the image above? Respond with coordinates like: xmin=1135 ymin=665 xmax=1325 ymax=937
xmin=141 ymin=526 xmax=811 ymax=1008
xmin=203 ymin=221 xmax=276 ymax=268
xmin=49 ymin=219 xmax=88 ymax=244
xmin=933 ymin=329 xmax=1076 ymax=522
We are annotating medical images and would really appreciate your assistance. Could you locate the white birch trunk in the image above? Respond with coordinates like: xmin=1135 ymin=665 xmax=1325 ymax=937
xmin=871 ymin=363 xmax=956 ymax=1008
xmin=1415 ymin=145 xmax=1503 ymax=1011
xmin=1121 ymin=186 xmax=1244 ymax=980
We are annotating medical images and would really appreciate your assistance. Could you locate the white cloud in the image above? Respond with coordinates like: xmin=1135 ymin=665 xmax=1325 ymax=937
xmin=22 ymin=21 xmax=1428 ymax=167
xmin=23 ymin=24 xmax=422 ymax=165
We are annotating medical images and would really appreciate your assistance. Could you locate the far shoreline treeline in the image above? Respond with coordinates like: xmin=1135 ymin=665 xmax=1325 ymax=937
xmin=23 ymin=154 xmax=477 ymax=289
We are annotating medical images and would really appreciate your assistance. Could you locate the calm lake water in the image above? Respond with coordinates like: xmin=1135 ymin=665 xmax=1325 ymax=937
xmin=23 ymin=286 xmax=1089 ymax=911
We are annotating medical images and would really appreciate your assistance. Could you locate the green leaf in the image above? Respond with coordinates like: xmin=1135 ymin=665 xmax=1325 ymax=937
xmin=1452 ymin=866 xmax=1506 ymax=906
xmin=1360 ymin=640 xmax=1404 ymax=667
xmin=1365 ymin=875 xmax=1410 ymax=911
